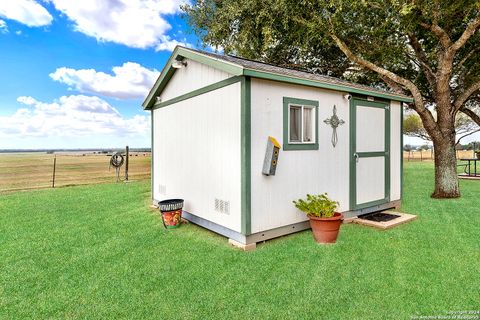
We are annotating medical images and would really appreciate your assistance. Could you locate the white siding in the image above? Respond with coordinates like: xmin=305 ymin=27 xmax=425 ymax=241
xmin=160 ymin=59 xmax=230 ymax=102
xmin=250 ymin=79 xmax=350 ymax=233
xmin=356 ymin=156 xmax=385 ymax=204
xmin=390 ymin=101 xmax=402 ymax=201
xmin=153 ymin=83 xmax=242 ymax=232
xmin=356 ymin=106 xmax=385 ymax=152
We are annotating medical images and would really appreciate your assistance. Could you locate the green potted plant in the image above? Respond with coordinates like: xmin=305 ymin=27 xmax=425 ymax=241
xmin=293 ymin=193 xmax=343 ymax=244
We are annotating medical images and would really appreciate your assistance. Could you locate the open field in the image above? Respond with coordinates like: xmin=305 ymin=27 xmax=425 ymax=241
xmin=0 ymin=152 xmax=150 ymax=192
xmin=403 ymin=149 xmax=476 ymax=161
xmin=0 ymin=161 xmax=478 ymax=319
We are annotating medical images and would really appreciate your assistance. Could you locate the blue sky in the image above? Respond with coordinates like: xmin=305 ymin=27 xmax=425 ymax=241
xmin=0 ymin=1 xmax=476 ymax=149
xmin=0 ymin=0 xmax=199 ymax=149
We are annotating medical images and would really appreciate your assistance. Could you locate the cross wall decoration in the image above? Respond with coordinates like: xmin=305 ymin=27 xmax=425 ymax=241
xmin=323 ymin=105 xmax=345 ymax=147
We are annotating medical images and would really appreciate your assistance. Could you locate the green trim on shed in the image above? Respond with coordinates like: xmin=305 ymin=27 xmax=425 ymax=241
xmin=178 ymin=49 xmax=244 ymax=75
xmin=143 ymin=46 xmax=413 ymax=110
xmin=152 ymin=76 xmax=242 ymax=110
xmin=241 ymin=77 xmax=252 ymax=235
xmin=385 ymin=101 xmax=391 ymax=205
xmin=150 ymin=109 xmax=154 ymax=201
xmin=282 ymin=97 xmax=319 ymax=151
xmin=349 ymin=98 xmax=391 ymax=211
xmin=244 ymin=69 xmax=413 ymax=103
xmin=400 ymin=103 xmax=404 ymax=200
xmin=143 ymin=51 xmax=179 ymax=110
xmin=143 ymin=47 xmax=244 ymax=110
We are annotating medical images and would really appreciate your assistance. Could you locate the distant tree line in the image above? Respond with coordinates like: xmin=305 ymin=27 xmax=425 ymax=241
xmin=404 ymin=141 xmax=479 ymax=152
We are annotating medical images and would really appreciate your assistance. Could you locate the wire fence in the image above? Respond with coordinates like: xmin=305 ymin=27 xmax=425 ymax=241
xmin=403 ymin=150 xmax=477 ymax=161
xmin=0 ymin=152 xmax=151 ymax=193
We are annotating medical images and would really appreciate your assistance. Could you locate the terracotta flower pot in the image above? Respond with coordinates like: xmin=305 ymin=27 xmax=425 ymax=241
xmin=308 ymin=213 xmax=343 ymax=244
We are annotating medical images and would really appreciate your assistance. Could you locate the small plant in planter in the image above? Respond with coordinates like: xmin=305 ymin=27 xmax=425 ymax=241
xmin=293 ymin=193 xmax=343 ymax=244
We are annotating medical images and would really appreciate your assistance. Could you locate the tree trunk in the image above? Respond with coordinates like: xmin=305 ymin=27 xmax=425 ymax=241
xmin=431 ymin=137 xmax=460 ymax=198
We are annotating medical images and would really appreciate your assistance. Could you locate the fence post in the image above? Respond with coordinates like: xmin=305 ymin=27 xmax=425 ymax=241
xmin=52 ymin=155 xmax=56 ymax=188
xmin=125 ymin=145 xmax=129 ymax=181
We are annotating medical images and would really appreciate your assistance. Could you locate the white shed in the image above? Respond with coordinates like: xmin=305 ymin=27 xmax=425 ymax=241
xmin=143 ymin=46 xmax=412 ymax=247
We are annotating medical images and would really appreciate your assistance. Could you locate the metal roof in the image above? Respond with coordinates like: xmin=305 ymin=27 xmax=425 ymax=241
xmin=143 ymin=46 xmax=412 ymax=109
xmin=198 ymin=48 xmax=411 ymax=100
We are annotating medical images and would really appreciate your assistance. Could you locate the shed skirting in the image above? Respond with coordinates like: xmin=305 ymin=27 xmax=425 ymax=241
xmin=182 ymin=210 xmax=310 ymax=245
xmin=155 ymin=201 xmax=401 ymax=245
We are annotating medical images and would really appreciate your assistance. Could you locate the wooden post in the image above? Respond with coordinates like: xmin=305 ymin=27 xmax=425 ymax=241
xmin=420 ymin=150 xmax=423 ymax=161
xmin=125 ymin=145 xmax=129 ymax=181
xmin=52 ymin=155 xmax=56 ymax=188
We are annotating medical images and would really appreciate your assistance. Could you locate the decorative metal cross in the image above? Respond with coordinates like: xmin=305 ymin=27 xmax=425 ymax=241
xmin=323 ymin=105 xmax=345 ymax=147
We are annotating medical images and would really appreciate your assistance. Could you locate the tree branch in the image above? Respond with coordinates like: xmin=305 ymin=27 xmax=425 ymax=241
xmin=454 ymin=80 xmax=480 ymax=111
xmin=450 ymin=14 xmax=480 ymax=52
xmin=407 ymin=33 xmax=436 ymax=89
xmin=379 ymin=75 xmax=408 ymax=95
xmin=456 ymin=46 xmax=480 ymax=70
xmin=456 ymin=128 xmax=480 ymax=145
xmin=330 ymin=33 xmax=440 ymax=138
xmin=405 ymin=132 xmax=432 ymax=141
xmin=421 ymin=14 xmax=480 ymax=114
xmin=459 ymin=106 xmax=480 ymax=126
xmin=419 ymin=21 xmax=451 ymax=48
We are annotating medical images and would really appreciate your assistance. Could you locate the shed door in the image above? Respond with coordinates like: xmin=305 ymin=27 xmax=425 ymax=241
xmin=350 ymin=98 xmax=390 ymax=210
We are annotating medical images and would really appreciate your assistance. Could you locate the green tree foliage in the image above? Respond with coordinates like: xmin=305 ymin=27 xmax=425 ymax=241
xmin=183 ymin=1 xmax=480 ymax=198
xmin=182 ymin=0 xmax=352 ymax=77
xmin=404 ymin=112 xmax=480 ymax=143
xmin=404 ymin=114 xmax=429 ymax=140
xmin=404 ymin=144 xmax=414 ymax=152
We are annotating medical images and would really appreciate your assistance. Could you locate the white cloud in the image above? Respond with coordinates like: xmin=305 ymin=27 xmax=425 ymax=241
xmin=0 ymin=95 xmax=149 ymax=139
xmin=50 ymin=62 xmax=160 ymax=100
xmin=0 ymin=19 xmax=8 ymax=33
xmin=156 ymin=36 xmax=191 ymax=51
xmin=47 ymin=0 xmax=189 ymax=50
xmin=207 ymin=44 xmax=224 ymax=53
xmin=0 ymin=0 xmax=52 ymax=27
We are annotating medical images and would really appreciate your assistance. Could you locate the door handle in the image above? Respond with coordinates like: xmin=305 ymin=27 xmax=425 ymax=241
xmin=354 ymin=153 xmax=359 ymax=163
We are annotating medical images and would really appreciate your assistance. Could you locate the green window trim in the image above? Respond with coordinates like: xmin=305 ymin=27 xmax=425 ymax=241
xmin=283 ymin=97 xmax=319 ymax=151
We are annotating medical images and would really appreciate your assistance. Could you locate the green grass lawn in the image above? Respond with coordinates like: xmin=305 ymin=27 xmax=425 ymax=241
xmin=0 ymin=162 xmax=478 ymax=319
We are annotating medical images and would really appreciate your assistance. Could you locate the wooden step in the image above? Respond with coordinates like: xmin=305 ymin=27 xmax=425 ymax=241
xmin=354 ymin=211 xmax=417 ymax=230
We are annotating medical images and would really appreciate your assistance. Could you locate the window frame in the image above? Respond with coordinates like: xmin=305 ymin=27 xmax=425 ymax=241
xmin=283 ymin=97 xmax=319 ymax=150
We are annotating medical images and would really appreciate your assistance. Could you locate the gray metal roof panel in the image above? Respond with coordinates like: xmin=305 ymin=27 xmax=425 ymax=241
xmin=183 ymin=47 xmax=411 ymax=101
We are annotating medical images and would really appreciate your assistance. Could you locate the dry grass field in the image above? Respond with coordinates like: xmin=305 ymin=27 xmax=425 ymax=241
xmin=1 ymin=150 xmax=475 ymax=192
xmin=0 ymin=152 xmax=150 ymax=192
xmin=403 ymin=149 xmax=475 ymax=161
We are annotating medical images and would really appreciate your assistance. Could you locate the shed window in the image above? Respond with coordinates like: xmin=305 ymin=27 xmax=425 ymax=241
xmin=283 ymin=97 xmax=319 ymax=150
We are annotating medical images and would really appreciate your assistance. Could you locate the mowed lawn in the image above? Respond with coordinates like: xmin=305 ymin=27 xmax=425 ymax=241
xmin=0 ymin=162 xmax=478 ymax=319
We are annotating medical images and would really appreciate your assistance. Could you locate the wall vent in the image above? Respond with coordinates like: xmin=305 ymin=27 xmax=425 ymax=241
xmin=158 ymin=184 xmax=166 ymax=195
xmin=214 ymin=198 xmax=230 ymax=215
